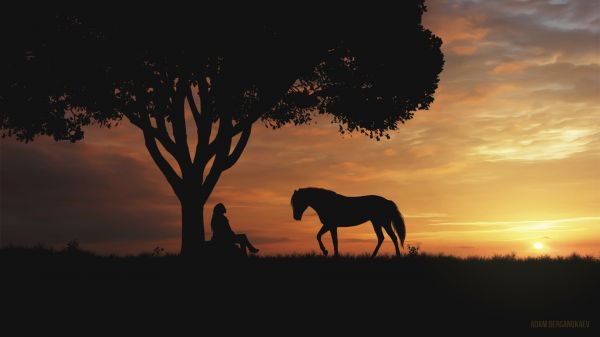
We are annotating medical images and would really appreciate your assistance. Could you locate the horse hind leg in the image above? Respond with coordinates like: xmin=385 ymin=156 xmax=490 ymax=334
xmin=316 ymin=225 xmax=329 ymax=256
xmin=383 ymin=222 xmax=401 ymax=257
xmin=371 ymin=223 xmax=385 ymax=257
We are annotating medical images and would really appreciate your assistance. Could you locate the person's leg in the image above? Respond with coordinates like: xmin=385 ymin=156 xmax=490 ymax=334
xmin=235 ymin=234 xmax=259 ymax=253
xmin=233 ymin=234 xmax=249 ymax=255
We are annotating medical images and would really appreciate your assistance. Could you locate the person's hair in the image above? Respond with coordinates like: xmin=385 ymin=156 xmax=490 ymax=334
xmin=213 ymin=203 xmax=226 ymax=215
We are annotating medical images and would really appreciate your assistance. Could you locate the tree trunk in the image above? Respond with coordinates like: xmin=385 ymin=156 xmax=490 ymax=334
xmin=179 ymin=192 xmax=206 ymax=257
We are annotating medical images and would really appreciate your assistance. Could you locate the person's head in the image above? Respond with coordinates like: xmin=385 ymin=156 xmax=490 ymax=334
xmin=213 ymin=203 xmax=227 ymax=215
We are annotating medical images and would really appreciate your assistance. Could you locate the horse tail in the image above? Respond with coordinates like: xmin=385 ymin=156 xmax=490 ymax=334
xmin=389 ymin=201 xmax=406 ymax=247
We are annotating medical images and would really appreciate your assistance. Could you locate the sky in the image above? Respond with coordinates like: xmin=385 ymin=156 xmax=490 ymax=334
xmin=1 ymin=0 xmax=599 ymax=257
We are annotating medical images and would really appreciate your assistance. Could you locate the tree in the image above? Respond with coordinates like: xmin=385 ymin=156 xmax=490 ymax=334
xmin=0 ymin=1 xmax=444 ymax=255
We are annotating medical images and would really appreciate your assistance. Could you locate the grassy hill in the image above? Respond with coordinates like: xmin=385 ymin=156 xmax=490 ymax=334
xmin=2 ymin=246 xmax=598 ymax=334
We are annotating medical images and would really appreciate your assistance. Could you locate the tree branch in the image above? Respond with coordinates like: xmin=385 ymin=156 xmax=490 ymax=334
xmin=171 ymin=80 xmax=193 ymax=174
xmin=200 ymin=113 xmax=232 ymax=202
xmin=143 ymin=130 xmax=183 ymax=194
xmin=186 ymin=86 xmax=202 ymax=128
xmin=126 ymin=112 xmax=181 ymax=163
xmin=189 ymin=82 xmax=213 ymax=171
xmin=135 ymin=114 xmax=183 ymax=195
xmin=152 ymin=115 xmax=180 ymax=159
xmin=222 ymin=124 xmax=251 ymax=170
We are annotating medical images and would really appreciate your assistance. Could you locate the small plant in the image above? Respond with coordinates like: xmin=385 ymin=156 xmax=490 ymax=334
xmin=407 ymin=245 xmax=420 ymax=257
xmin=152 ymin=246 xmax=165 ymax=257
xmin=66 ymin=239 xmax=80 ymax=253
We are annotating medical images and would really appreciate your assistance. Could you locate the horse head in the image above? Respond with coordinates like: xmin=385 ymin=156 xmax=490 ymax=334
xmin=291 ymin=189 xmax=309 ymax=220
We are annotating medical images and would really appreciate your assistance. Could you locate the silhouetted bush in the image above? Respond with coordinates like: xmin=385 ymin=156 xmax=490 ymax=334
xmin=152 ymin=246 xmax=165 ymax=257
xmin=65 ymin=240 xmax=80 ymax=254
xmin=408 ymin=245 xmax=420 ymax=257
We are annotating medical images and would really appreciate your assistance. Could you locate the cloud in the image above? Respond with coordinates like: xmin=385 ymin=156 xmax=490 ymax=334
xmin=246 ymin=235 xmax=292 ymax=245
xmin=0 ymin=135 xmax=180 ymax=250
xmin=383 ymin=148 xmax=397 ymax=157
xmin=473 ymin=128 xmax=598 ymax=161
xmin=1 ymin=0 xmax=599 ymax=257
xmin=491 ymin=61 xmax=530 ymax=74
xmin=431 ymin=216 xmax=600 ymax=227
xmin=424 ymin=2 xmax=490 ymax=55
xmin=411 ymin=225 xmax=588 ymax=239
xmin=426 ymin=0 xmax=600 ymax=62
xmin=405 ymin=213 xmax=448 ymax=219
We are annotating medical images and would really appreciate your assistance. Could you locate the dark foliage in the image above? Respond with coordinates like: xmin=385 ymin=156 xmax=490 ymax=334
xmin=1 ymin=1 xmax=443 ymax=142
xmin=0 ymin=1 xmax=444 ymax=254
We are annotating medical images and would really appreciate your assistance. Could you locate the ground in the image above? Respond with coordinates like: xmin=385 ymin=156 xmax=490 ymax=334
xmin=2 ymin=246 xmax=598 ymax=335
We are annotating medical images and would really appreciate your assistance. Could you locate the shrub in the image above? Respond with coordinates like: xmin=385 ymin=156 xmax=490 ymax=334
xmin=407 ymin=245 xmax=420 ymax=257
xmin=65 ymin=240 xmax=80 ymax=254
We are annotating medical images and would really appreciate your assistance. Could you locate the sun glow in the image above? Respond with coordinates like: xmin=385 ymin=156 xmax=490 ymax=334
xmin=534 ymin=242 xmax=543 ymax=250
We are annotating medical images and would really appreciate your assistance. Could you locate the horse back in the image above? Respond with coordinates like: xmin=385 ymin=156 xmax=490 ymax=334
xmin=332 ymin=194 xmax=394 ymax=226
xmin=346 ymin=194 xmax=391 ymax=207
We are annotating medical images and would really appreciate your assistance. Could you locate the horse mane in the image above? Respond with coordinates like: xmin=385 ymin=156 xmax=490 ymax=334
xmin=298 ymin=187 xmax=341 ymax=198
xmin=292 ymin=187 xmax=343 ymax=209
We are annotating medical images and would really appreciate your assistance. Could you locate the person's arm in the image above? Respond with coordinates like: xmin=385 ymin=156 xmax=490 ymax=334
xmin=223 ymin=217 xmax=235 ymax=236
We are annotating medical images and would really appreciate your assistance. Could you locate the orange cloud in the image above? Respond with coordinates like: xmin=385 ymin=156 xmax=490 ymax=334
xmin=424 ymin=7 xmax=489 ymax=55
xmin=492 ymin=61 xmax=530 ymax=74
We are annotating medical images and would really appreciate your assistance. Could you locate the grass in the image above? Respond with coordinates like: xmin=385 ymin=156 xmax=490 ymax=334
xmin=2 ymin=244 xmax=599 ymax=280
xmin=2 ymin=245 xmax=598 ymax=334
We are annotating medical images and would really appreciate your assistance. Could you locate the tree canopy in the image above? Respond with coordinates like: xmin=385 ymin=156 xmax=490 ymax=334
xmin=1 ymin=1 xmax=443 ymax=143
xmin=1 ymin=1 xmax=444 ymax=254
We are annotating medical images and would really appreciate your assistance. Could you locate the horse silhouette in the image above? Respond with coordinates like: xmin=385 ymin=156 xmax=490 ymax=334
xmin=291 ymin=187 xmax=406 ymax=257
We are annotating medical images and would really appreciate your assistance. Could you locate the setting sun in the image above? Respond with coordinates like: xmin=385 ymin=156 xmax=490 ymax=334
xmin=534 ymin=242 xmax=543 ymax=250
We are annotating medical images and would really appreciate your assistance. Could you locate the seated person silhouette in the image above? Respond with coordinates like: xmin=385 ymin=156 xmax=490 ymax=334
xmin=211 ymin=203 xmax=259 ymax=255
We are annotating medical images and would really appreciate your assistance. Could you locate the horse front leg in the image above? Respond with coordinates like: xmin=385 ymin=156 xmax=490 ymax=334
xmin=316 ymin=225 xmax=329 ymax=256
xmin=330 ymin=226 xmax=339 ymax=257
